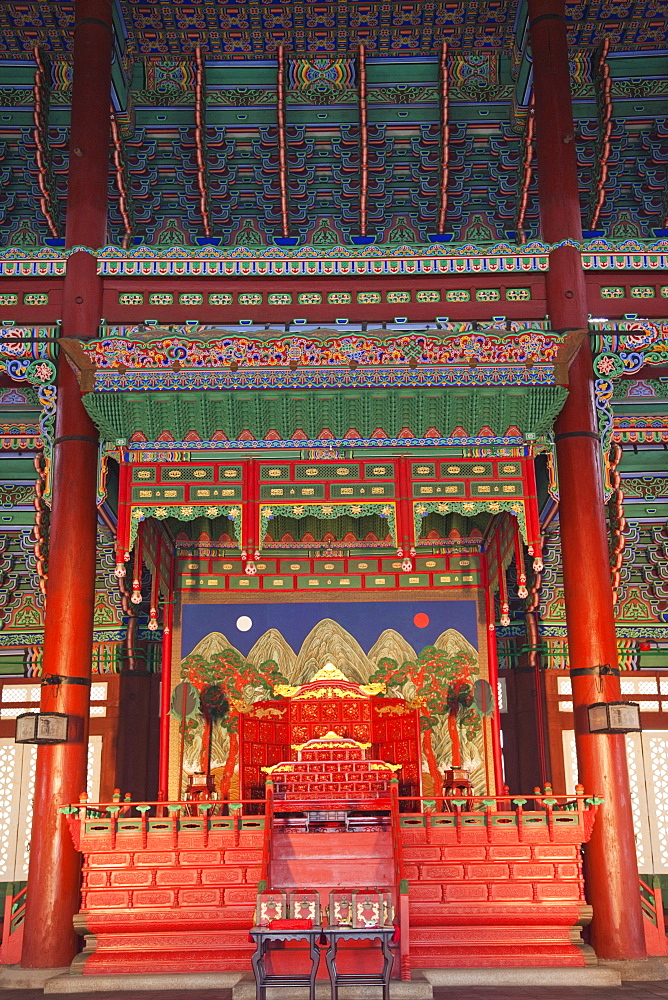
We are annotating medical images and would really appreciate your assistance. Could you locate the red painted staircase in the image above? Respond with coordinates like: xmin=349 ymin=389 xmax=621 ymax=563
xmin=270 ymin=829 xmax=395 ymax=899
xmin=268 ymin=827 xmax=397 ymax=979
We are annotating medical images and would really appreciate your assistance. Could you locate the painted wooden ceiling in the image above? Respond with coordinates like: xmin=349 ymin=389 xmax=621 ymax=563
xmin=0 ymin=1 xmax=665 ymax=57
xmin=0 ymin=1 xmax=664 ymax=247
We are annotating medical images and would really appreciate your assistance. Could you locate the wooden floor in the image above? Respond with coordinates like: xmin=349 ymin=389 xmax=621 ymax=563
xmin=4 ymin=986 xmax=668 ymax=1000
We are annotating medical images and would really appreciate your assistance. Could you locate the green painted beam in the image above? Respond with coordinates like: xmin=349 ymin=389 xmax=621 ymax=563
xmin=0 ymin=511 xmax=35 ymax=527
xmin=620 ymin=450 xmax=668 ymax=473
xmin=623 ymin=502 xmax=668 ymax=519
xmin=0 ymin=65 xmax=35 ymax=85
xmin=0 ymin=459 xmax=38 ymax=482
xmin=206 ymin=65 xmax=278 ymax=86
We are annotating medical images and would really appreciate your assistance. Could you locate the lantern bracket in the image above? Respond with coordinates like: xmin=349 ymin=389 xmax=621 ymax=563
xmin=41 ymin=674 xmax=92 ymax=687
xmin=571 ymin=664 xmax=620 ymax=678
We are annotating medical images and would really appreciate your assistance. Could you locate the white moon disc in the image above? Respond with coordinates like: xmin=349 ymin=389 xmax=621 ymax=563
xmin=236 ymin=615 xmax=253 ymax=632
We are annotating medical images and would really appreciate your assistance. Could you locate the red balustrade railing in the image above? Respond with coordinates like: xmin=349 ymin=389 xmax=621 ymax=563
xmin=15 ymin=788 xmax=668 ymax=972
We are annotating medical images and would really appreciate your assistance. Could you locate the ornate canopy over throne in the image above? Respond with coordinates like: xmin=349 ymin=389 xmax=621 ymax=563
xmin=238 ymin=665 xmax=422 ymax=803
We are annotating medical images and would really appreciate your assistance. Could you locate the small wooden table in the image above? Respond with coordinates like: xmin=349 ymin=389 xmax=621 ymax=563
xmin=249 ymin=926 xmax=322 ymax=1000
xmin=324 ymin=926 xmax=395 ymax=1000
xmin=442 ymin=767 xmax=474 ymax=797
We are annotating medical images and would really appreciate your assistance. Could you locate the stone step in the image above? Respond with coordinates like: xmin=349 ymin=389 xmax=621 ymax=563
xmin=232 ymin=970 xmax=433 ymax=1000
xmin=421 ymin=967 xmax=622 ymax=986
xmin=40 ymin=971 xmax=245 ymax=993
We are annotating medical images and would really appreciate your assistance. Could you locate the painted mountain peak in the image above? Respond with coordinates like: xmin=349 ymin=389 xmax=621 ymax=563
xmin=293 ymin=618 xmax=371 ymax=684
xmin=187 ymin=631 xmax=240 ymax=661
xmin=433 ymin=628 xmax=478 ymax=660
xmin=184 ymin=620 xmax=477 ymax=686
xmin=367 ymin=630 xmax=417 ymax=667
xmin=247 ymin=628 xmax=297 ymax=672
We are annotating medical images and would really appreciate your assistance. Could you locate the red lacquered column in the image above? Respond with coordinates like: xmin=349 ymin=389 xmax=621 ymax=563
xmin=21 ymin=0 xmax=112 ymax=969
xmin=527 ymin=0 xmax=646 ymax=960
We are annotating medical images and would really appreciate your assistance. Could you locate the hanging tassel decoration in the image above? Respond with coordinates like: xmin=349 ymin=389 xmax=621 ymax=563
xmin=528 ymin=543 xmax=544 ymax=573
xmin=130 ymin=538 xmax=143 ymax=604
xmin=244 ymin=550 xmax=259 ymax=576
xmin=515 ymin=531 xmax=528 ymax=599
xmin=148 ymin=566 xmax=159 ymax=631
xmin=499 ymin=556 xmax=510 ymax=627
xmin=402 ymin=546 xmax=416 ymax=573
xmin=114 ymin=550 xmax=128 ymax=578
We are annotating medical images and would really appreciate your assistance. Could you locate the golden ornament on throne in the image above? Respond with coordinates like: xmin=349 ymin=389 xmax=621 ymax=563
xmin=273 ymin=663 xmax=386 ymax=700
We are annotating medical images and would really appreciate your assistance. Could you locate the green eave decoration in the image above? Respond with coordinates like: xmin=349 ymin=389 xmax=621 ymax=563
xmin=81 ymin=386 xmax=567 ymax=446
xmin=129 ymin=504 xmax=241 ymax=549
xmin=263 ymin=509 xmax=394 ymax=545
xmin=260 ymin=501 xmax=397 ymax=547
xmin=415 ymin=499 xmax=529 ymax=543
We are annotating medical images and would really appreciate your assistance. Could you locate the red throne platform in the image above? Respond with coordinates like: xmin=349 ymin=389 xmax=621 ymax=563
xmin=62 ymin=666 xmax=601 ymax=976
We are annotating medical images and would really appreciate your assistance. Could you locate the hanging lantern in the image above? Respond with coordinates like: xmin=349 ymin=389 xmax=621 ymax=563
xmin=587 ymin=701 xmax=641 ymax=734
xmin=16 ymin=712 xmax=69 ymax=744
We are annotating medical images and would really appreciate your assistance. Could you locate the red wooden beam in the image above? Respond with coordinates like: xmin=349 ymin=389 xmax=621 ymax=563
xmin=608 ymin=440 xmax=626 ymax=608
xmin=359 ymin=44 xmax=368 ymax=238
xmin=277 ymin=44 xmax=290 ymax=239
xmin=516 ymin=98 xmax=535 ymax=245
xmin=32 ymin=46 xmax=60 ymax=239
xmin=110 ymin=107 xmax=133 ymax=249
xmin=525 ymin=552 xmax=548 ymax=788
xmin=589 ymin=38 xmax=612 ymax=230
xmin=3 ymin=269 xmax=667 ymax=328
xmin=158 ymin=569 xmax=174 ymax=801
xmin=194 ymin=45 xmax=212 ymax=237
xmin=437 ymin=41 xmax=449 ymax=235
